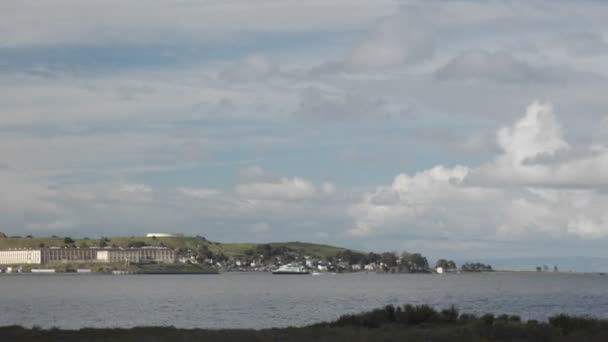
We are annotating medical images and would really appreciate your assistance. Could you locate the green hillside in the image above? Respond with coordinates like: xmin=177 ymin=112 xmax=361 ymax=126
xmin=0 ymin=236 xmax=360 ymax=260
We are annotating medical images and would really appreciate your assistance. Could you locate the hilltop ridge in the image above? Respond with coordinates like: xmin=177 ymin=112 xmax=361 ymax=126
xmin=0 ymin=235 xmax=356 ymax=260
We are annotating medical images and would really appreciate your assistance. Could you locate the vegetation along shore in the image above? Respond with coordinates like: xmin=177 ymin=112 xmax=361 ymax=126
xmin=2 ymin=304 xmax=608 ymax=341
xmin=0 ymin=234 xmax=493 ymax=274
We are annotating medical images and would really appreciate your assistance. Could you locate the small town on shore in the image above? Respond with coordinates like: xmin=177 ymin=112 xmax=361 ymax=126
xmin=0 ymin=231 xmax=495 ymax=275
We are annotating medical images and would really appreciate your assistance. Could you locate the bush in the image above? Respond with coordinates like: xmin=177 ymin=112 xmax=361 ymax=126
xmin=333 ymin=305 xmax=443 ymax=328
xmin=481 ymin=313 xmax=495 ymax=325
xmin=396 ymin=305 xmax=438 ymax=325
xmin=459 ymin=313 xmax=477 ymax=321
xmin=527 ymin=319 xmax=539 ymax=326
xmin=497 ymin=314 xmax=509 ymax=321
xmin=509 ymin=315 xmax=521 ymax=322
xmin=440 ymin=305 xmax=459 ymax=322
xmin=333 ymin=305 xmax=397 ymax=328
xmin=549 ymin=314 xmax=598 ymax=334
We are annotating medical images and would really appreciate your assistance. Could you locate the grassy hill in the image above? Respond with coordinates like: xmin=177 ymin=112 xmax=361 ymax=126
xmin=0 ymin=236 xmax=360 ymax=260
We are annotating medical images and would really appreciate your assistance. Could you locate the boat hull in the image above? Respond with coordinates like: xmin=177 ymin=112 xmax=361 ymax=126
xmin=271 ymin=271 xmax=310 ymax=275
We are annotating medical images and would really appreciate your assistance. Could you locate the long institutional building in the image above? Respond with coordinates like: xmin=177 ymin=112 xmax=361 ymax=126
xmin=0 ymin=247 xmax=175 ymax=265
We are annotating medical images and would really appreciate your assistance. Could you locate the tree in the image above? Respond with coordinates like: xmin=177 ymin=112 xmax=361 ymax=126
xmin=337 ymin=249 xmax=364 ymax=265
xmin=435 ymin=259 xmax=458 ymax=270
xmin=435 ymin=259 xmax=448 ymax=269
xmin=381 ymin=252 xmax=398 ymax=267
xmin=461 ymin=262 xmax=493 ymax=272
xmin=99 ymin=237 xmax=110 ymax=248
xmin=64 ymin=237 xmax=75 ymax=245
xmin=366 ymin=252 xmax=381 ymax=264
xmin=553 ymin=265 xmax=558 ymax=272
xmin=402 ymin=252 xmax=429 ymax=272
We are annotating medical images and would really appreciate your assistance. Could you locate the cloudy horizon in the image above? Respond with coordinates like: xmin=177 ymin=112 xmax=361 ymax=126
xmin=2 ymin=1 xmax=608 ymax=261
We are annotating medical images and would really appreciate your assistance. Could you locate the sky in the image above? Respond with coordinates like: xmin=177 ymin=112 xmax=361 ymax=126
xmin=1 ymin=0 xmax=608 ymax=261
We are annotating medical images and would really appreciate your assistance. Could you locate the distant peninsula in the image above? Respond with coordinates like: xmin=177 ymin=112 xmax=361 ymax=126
xmin=0 ymin=234 xmax=491 ymax=274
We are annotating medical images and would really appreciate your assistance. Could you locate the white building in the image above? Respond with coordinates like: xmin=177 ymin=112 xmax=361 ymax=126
xmin=364 ymin=263 xmax=378 ymax=271
xmin=96 ymin=248 xmax=175 ymax=264
xmin=0 ymin=250 xmax=41 ymax=265
xmin=146 ymin=233 xmax=184 ymax=238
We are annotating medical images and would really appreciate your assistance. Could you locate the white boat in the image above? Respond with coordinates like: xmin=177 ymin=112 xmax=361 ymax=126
xmin=272 ymin=264 xmax=310 ymax=275
xmin=31 ymin=269 xmax=56 ymax=273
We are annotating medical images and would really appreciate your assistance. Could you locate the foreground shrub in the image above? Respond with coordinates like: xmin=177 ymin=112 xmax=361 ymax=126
xmin=333 ymin=305 xmax=397 ymax=328
xmin=396 ymin=305 xmax=438 ymax=325
xmin=459 ymin=313 xmax=477 ymax=321
xmin=549 ymin=314 xmax=597 ymax=334
xmin=333 ymin=304 xmax=441 ymax=328
xmin=509 ymin=315 xmax=521 ymax=322
xmin=481 ymin=313 xmax=495 ymax=325
xmin=440 ymin=305 xmax=459 ymax=322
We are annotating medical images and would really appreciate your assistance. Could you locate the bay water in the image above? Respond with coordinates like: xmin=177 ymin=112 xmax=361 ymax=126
xmin=1 ymin=272 xmax=606 ymax=329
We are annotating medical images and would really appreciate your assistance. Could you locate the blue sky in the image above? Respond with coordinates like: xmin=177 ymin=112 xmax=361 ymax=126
xmin=2 ymin=0 xmax=608 ymax=261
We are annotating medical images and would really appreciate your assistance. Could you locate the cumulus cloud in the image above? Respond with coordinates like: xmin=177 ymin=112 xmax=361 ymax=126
xmin=469 ymin=102 xmax=608 ymax=187
xmin=352 ymin=101 xmax=608 ymax=241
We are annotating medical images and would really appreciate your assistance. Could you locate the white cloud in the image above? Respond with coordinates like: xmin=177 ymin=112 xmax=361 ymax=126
xmin=236 ymin=177 xmax=318 ymax=200
xmin=235 ymin=175 xmax=337 ymax=201
xmin=321 ymin=182 xmax=336 ymax=195
xmin=469 ymin=102 xmax=608 ymax=187
xmin=177 ymin=187 xmax=222 ymax=200
xmin=341 ymin=16 xmax=434 ymax=71
xmin=497 ymin=101 xmax=568 ymax=163
xmin=434 ymin=50 xmax=600 ymax=84
xmin=352 ymin=101 xmax=608 ymax=241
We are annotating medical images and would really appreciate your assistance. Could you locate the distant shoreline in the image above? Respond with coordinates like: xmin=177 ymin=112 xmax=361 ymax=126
xmin=1 ymin=269 xmax=606 ymax=276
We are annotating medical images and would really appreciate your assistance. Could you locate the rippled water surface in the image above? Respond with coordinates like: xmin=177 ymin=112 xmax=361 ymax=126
xmin=1 ymin=272 xmax=607 ymax=329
